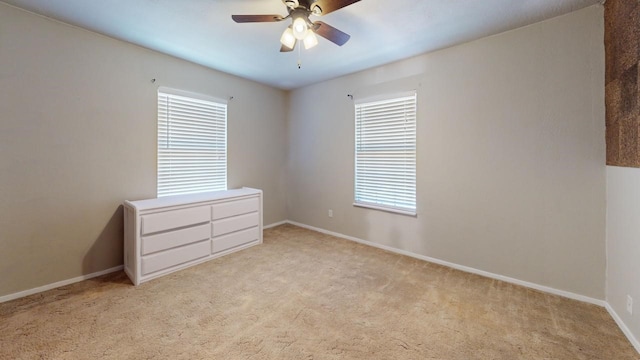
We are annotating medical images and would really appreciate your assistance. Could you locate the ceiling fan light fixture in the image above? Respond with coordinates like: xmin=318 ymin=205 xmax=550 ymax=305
xmin=303 ymin=31 xmax=318 ymax=49
xmin=284 ymin=0 xmax=299 ymax=9
xmin=280 ymin=27 xmax=296 ymax=49
xmin=292 ymin=17 xmax=308 ymax=40
xmin=232 ymin=0 xmax=360 ymax=54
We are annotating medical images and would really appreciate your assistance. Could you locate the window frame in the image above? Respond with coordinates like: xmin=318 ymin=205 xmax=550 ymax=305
xmin=353 ymin=91 xmax=417 ymax=216
xmin=157 ymin=87 xmax=228 ymax=198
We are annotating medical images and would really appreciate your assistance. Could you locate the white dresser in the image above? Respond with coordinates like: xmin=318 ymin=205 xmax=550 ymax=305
xmin=123 ymin=188 xmax=262 ymax=285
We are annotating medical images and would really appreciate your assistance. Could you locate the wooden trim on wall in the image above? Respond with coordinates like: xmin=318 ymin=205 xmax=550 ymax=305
xmin=605 ymin=0 xmax=640 ymax=167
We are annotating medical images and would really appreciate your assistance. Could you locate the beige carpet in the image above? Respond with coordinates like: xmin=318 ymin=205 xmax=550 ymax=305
xmin=0 ymin=224 xmax=638 ymax=359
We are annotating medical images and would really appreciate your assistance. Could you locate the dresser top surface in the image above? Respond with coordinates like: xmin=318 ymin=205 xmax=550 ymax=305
xmin=125 ymin=188 xmax=261 ymax=211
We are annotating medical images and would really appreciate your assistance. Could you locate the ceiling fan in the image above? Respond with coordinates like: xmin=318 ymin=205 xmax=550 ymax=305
xmin=231 ymin=0 xmax=360 ymax=52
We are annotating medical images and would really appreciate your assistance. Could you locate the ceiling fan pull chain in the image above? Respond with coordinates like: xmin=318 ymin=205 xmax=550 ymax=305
xmin=297 ymin=42 xmax=302 ymax=69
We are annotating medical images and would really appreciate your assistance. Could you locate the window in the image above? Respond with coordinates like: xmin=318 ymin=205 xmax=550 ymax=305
xmin=157 ymin=88 xmax=227 ymax=197
xmin=354 ymin=92 xmax=417 ymax=215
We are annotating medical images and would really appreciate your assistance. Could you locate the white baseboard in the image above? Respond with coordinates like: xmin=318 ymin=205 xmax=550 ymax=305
xmin=286 ymin=220 xmax=640 ymax=354
xmin=264 ymin=220 xmax=288 ymax=229
xmin=0 ymin=265 xmax=123 ymax=303
xmin=286 ymin=220 xmax=606 ymax=307
xmin=0 ymin=221 xmax=609 ymax=309
xmin=0 ymin=220 xmax=296 ymax=303
xmin=2 ymin=222 xmax=637 ymax=355
xmin=606 ymin=303 xmax=640 ymax=354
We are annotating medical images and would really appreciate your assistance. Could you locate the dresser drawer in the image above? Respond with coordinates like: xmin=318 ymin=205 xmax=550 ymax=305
xmin=212 ymin=212 xmax=259 ymax=237
xmin=141 ymin=240 xmax=210 ymax=275
xmin=141 ymin=223 xmax=210 ymax=255
xmin=141 ymin=206 xmax=210 ymax=235
xmin=212 ymin=226 xmax=259 ymax=254
xmin=211 ymin=197 xmax=259 ymax=220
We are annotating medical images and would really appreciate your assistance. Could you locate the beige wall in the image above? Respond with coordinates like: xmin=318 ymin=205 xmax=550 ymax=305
xmin=0 ymin=3 xmax=608 ymax=302
xmin=606 ymin=166 xmax=640 ymax=348
xmin=0 ymin=4 xmax=288 ymax=297
xmin=603 ymin=0 xmax=640 ymax=349
xmin=287 ymin=6 xmax=606 ymax=299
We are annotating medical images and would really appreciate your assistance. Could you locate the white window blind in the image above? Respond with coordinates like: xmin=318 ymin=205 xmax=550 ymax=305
xmin=354 ymin=92 xmax=417 ymax=214
xmin=157 ymin=88 xmax=227 ymax=197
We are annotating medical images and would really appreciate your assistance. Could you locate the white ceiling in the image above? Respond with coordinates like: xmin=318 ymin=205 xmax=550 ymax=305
xmin=2 ymin=0 xmax=600 ymax=90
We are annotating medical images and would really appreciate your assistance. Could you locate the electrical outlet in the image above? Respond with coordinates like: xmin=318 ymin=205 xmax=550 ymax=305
xmin=627 ymin=295 xmax=633 ymax=315
xmin=328 ymin=209 xmax=333 ymax=218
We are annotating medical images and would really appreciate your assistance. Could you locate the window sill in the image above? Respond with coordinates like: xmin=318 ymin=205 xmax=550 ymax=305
xmin=353 ymin=203 xmax=417 ymax=217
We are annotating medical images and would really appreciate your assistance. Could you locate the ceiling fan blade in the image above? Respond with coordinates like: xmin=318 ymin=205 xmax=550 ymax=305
xmin=280 ymin=41 xmax=296 ymax=52
xmin=231 ymin=15 xmax=284 ymax=23
xmin=313 ymin=21 xmax=350 ymax=46
xmin=310 ymin=0 xmax=360 ymax=16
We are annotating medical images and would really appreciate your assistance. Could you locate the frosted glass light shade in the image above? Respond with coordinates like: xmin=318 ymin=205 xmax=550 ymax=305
xmin=280 ymin=27 xmax=296 ymax=49
xmin=303 ymin=31 xmax=318 ymax=49
xmin=292 ymin=17 xmax=308 ymax=40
